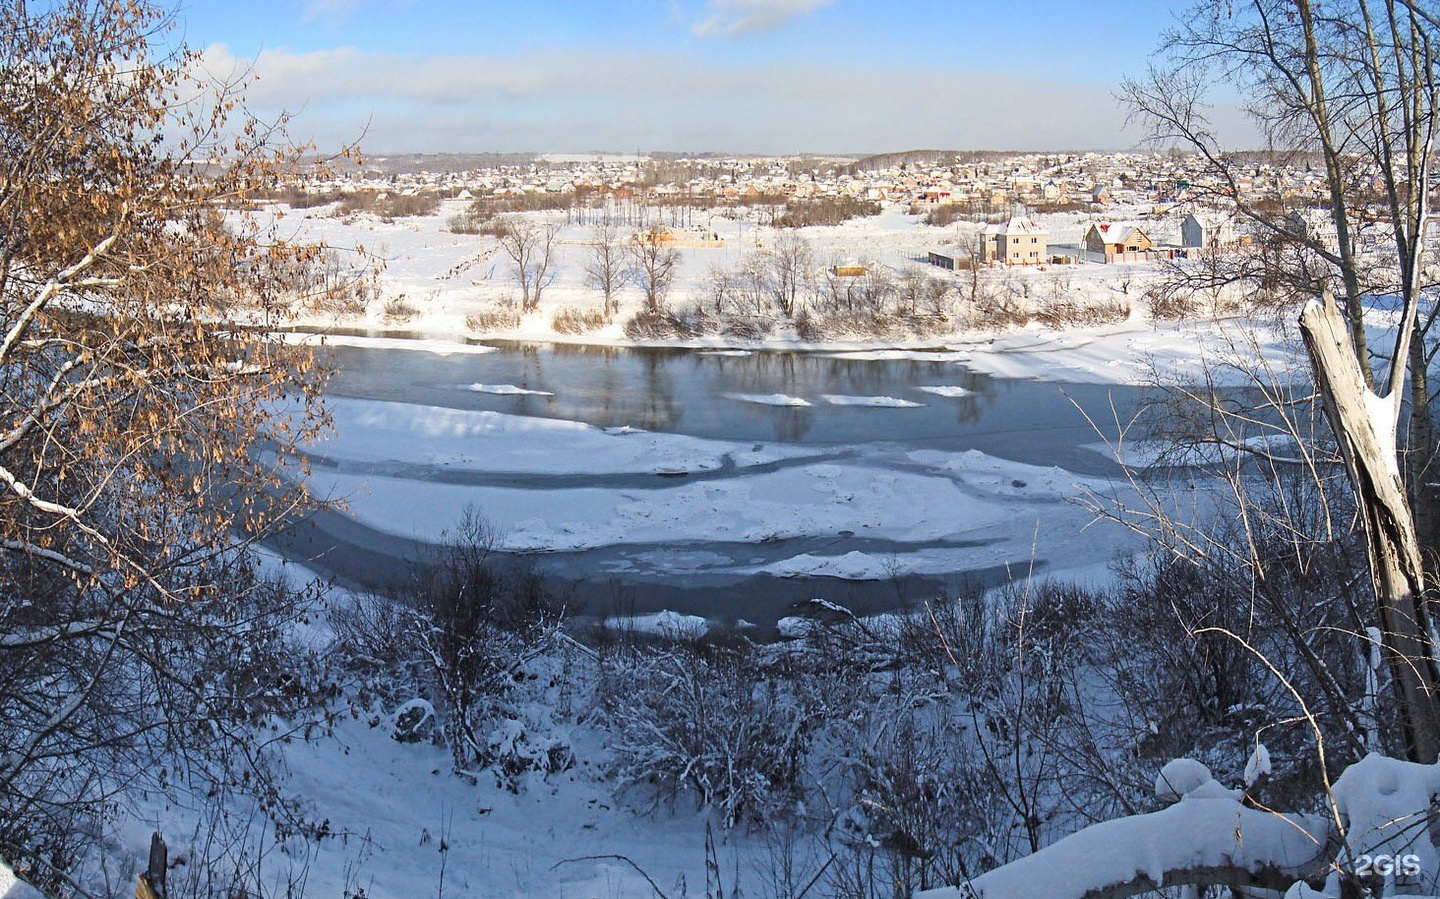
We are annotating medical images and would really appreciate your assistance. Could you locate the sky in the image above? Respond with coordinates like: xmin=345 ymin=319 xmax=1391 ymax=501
xmin=176 ymin=0 xmax=1254 ymax=155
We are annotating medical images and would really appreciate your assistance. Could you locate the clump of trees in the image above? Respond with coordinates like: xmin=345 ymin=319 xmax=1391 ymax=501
xmin=337 ymin=189 xmax=441 ymax=219
xmin=774 ymin=196 xmax=881 ymax=228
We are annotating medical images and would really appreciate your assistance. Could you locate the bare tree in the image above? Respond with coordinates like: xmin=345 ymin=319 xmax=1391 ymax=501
xmin=496 ymin=216 xmax=559 ymax=313
xmin=584 ymin=220 xmax=626 ymax=317
xmin=628 ymin=223 xmax=681 ymax=314
xmin=765 ymin=231 xmax=812 ymax=317
xmin=898 ymin=265 xmax=951 ymax=318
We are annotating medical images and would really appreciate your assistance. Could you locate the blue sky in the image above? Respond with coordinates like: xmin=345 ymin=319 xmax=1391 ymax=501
xmin=178 ymin=0 xmax=1246 ymax=154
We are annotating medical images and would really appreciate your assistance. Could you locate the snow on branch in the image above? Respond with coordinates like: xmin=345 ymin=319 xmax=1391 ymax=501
xmin=920 ymin=753 xmax=1440 ymax=899
xmin=917 ymin=797 xmax=1331 ymax=899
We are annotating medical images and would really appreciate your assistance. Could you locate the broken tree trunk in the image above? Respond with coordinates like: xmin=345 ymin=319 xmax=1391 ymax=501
xmin=1299 ymin=292 xmax=1440 ymax=763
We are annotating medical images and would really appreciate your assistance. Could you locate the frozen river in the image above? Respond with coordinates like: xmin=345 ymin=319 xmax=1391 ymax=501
xmin=268 ymin=339 xmax=1157 ymax=627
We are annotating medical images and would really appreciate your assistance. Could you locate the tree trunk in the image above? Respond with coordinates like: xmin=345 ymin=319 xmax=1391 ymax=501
xmin=1407 ymin=335 xmax=1438 ymax=553
xmin=1300 ymin=295 xmax=1440 ymax=762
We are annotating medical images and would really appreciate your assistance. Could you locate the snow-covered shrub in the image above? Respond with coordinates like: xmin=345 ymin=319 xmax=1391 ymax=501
xmin=0 ymin=551 xmax=337 ymax=892
xmin=1100 ymin=531 xmax=1369 ymax=809
xmin=823 ymin=682 xmax=989 ymax=897
xmin=407 ymin=511 xmax=571 ymax=789
xmin=774 ymin=196 xmax=881 ymax=228
xmin=1033 ymin=295 xmax=1130 ymax=327
xmin=389 ymin=698 xmax=436 ymax=743
xmin=337 ymin=189 xmax=440 ymax=220
xmin=601 ymin=645 xmax=813 ymax=828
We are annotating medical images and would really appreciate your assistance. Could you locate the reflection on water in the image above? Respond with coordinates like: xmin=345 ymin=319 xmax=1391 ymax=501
xmin=319 ymin=340 xmax=1143 ymax=473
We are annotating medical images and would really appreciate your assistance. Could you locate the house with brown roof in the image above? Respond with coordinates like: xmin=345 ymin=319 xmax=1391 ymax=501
xmin=1084 ymin=222 xmax=1154 ymax=257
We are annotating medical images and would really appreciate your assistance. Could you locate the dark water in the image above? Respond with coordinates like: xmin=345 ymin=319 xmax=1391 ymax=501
xmin=319 ymin=340 xmax=1146 ymax=477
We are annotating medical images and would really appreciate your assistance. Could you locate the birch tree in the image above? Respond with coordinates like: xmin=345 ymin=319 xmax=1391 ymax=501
xmin=1124 ymin=0 xmax=1440 ymax=763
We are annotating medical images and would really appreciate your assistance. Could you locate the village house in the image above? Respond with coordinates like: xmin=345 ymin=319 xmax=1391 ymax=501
xmin=979 ymin=217 xmax=1047 ymax=265
xmin=1181 ymin=210 xmax=1240 ymax=250
xmin=1285 ymin=207 xmax=1341 ymax=253
xmin=1084 ymin=222 xmax=1154 ymax=258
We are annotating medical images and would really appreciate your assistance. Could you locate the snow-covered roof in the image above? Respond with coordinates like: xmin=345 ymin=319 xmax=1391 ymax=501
xmin=1087 ymin=221 xmax=1148 ymax=243
xmin=982 ymin=216 xmax=1047 ymax=236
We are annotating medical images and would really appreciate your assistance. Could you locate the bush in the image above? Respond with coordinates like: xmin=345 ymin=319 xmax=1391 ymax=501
xmin=774 ymin=196 xmax=881 ymax=228
xmin=382 ymin=295 xmax=420 ymax=324
xmin=447 ymin=203 xmax=507 ymax=236
xmin=601 ymin=645 xmax=813 ymax=828
xmin=551 ymin=306 xmax=610 ymax=334
xmin=921 ymin=204 xmax=966 ymax=227
xmin=407 ymin=511 xmax=573 ymax=789
xmin=337 ymin=189 xmax=441 ymax=220
xmin=623 ymin=307 xmax=696 ymax=339
xmin=1033 ymin=296 xmax=1131 ymax=327
xmin=466 ymin=302 xmax=522 ymax=332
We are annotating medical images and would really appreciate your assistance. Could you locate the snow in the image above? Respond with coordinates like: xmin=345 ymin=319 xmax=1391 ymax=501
xmin=915 ymin=385 xmax=973 ymax=397
xmin=225 ymin=711 xmax=751 ymax=897
xmin=1155 ymin=758 xmax=1215 ymax=803
xmin=307 ymin=396 xmax=818 ymax=477
xmin=1330 ymin=754 xmax=1440 ymax=875
xmin=273 ymin=331 xmax=499 ymax=355
xmin=306 ymin=461 xmax=1015 ymax=551
xmin=604 ymin=610 xmax=710 ymax=639
xmin=0 ymin=862 xmax=42 ymax=899
xmin=819 ymin=349 xmax=974 ymax=363
xmin=724 ymin=392 xmax=812 ymax=407
xmin=1244 ymin=743 xmax=1272 ymax=789
xmin=465 ymin=383 xmax=555 ymax=396
xmin=755 ymin=550 xmax=897 ymax=579
xmin=917 ymin=798 xmax=1329 ymax=899
xmin=819 ymin=394 xmax=924 ymax=407
xmin=292 ymin=389 xmax=1142 ymax=588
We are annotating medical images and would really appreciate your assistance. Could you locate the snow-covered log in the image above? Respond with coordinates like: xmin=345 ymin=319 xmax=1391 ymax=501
xmin=920 ymin=754 xmax=1440 ymax=899
xmin=915 ymin=797 xmax=1330 ymax=899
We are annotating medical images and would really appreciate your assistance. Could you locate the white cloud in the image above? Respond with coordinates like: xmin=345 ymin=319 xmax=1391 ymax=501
xmin=692 ymin=0 xmax=834 ymax=37
xmin=198 ymin=43 xmax=1258 ymax=154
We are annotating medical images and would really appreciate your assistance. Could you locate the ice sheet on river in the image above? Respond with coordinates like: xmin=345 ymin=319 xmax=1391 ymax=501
xmin=308 ymin=396 xmax=819 ymax=476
